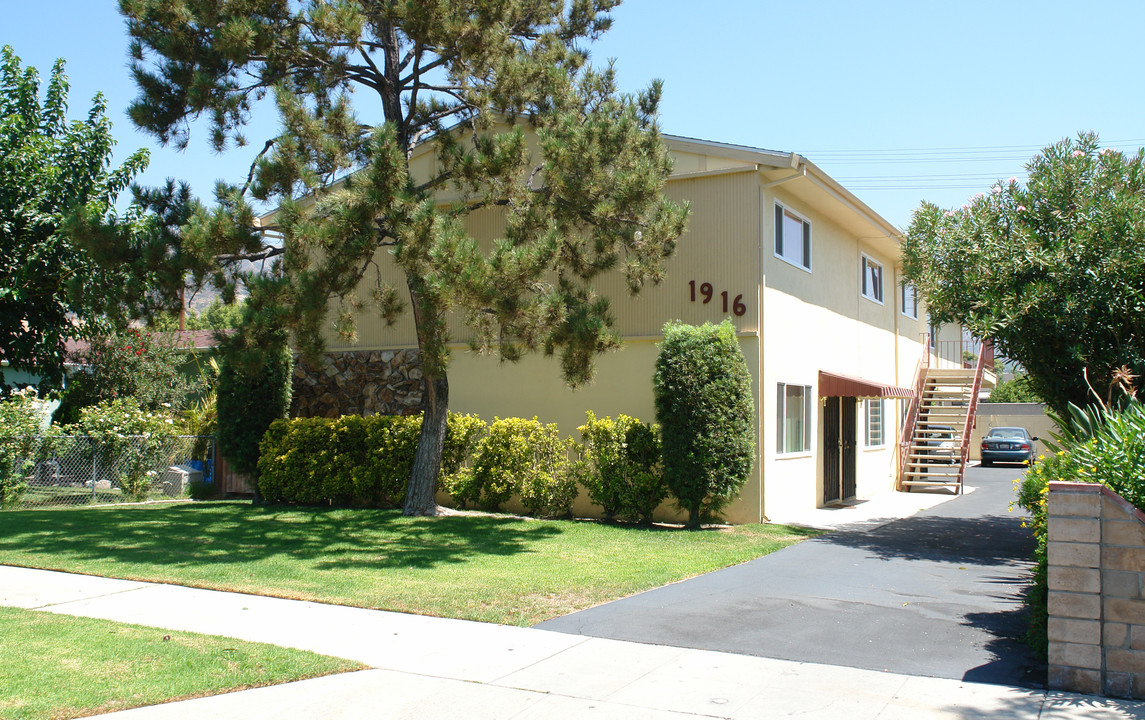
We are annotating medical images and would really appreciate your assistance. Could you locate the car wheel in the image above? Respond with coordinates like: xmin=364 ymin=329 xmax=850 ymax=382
xmin=981 ymin=459 xmax=992 ymax=467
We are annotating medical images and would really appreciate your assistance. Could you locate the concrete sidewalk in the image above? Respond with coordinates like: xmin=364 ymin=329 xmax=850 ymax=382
xmin=3 ymin=565 xmax=1143 ymax=719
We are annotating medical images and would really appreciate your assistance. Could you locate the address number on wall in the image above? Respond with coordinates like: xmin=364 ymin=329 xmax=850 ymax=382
xmin=688 ymin=281 xmax=747 ymax=316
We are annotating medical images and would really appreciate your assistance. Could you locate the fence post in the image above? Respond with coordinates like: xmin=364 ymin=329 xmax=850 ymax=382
xmin=91 ymin=439 xmax=97 ymax=503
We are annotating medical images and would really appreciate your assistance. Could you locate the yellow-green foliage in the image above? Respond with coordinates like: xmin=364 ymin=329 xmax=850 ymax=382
xmin=437 ymin=412 xmax=487 ymax=503
xmin=0 ymin=387 xmax=43 ymax=508
xmin=574 ymin=411 xmax=665 ymax=524
xmin=1015 ymin=450 xmax=1078 ymax=655
xmin=257 ymin=414 xmax=421 ymax=506
xmin=257 ymin=412 xmax=487 ymax=507
xmin=470 ymin=417 xmax=576 ymax=517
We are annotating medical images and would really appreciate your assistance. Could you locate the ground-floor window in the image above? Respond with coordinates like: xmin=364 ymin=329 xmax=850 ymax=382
xmin=864 ymin=398 xmax=884 ymax=447
xmin=777 ymin=383 xmax=812 ymax=454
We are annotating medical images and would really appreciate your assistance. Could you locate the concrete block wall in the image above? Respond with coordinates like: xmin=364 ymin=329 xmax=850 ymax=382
xmin=1047 ymin=481 xmax=1145 ymax=698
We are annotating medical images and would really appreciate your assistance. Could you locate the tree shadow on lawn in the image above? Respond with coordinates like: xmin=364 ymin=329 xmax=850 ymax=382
xmin=0 ymin=502 xmax=564 ymax=572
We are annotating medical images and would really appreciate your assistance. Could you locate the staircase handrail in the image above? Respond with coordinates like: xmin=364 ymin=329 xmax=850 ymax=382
xmin=898 ymin=333 xmax=931 ymax=490
xmin=956 ymin=339 xmax=994 ymax=493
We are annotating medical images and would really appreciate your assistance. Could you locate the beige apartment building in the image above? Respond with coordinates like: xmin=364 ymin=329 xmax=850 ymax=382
xmin=294 ymin=133 xmax=946 ymax=523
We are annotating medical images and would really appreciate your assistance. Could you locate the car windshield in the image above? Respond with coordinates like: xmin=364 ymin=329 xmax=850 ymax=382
xmin=987 ymin=428 xmax=1027 ymax=440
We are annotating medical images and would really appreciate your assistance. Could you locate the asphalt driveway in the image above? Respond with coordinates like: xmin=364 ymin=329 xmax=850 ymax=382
xmin=536 ymin=464 xmax=1044 ymax=688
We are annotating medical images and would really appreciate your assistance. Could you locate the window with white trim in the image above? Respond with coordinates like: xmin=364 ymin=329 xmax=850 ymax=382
xmin=864 ymin=399 xmax=884 ymax=447
xmin=901 ymin=282 xmax=919 ymax=319
xmin=860 ymin=254 xmax=883 ymax=303
xmin=776 ymin=383 xmax=812 ymax=454
xmin=774 ymin=203 xmax=811 ymax=270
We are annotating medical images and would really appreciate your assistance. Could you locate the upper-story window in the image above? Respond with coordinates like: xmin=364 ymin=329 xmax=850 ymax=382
xmin=861 ymin=254 xmax=883 ymax=303
xmin=774 ymin=202 xmax=811 ymax=271
xmin=901 ymin=282 xmax=919 ymax=319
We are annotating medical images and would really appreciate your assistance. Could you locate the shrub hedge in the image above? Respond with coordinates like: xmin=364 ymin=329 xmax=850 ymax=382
xmin=468 ymin=417 xmax=576 ymax=517
xmin=257 ymin=401 xmax=746 ymax=525
xmin=258 ymin=412 xmax=485 ymax=508
xmin=574 ymin=411 xmax=665 ymax=524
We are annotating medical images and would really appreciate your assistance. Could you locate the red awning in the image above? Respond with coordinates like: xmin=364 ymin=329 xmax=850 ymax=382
xmin=818 ymin=370 xmax=915 ymax=399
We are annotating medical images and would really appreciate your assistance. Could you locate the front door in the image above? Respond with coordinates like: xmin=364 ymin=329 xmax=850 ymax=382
xmin=823 ymin=396 xmax=858 ymax=505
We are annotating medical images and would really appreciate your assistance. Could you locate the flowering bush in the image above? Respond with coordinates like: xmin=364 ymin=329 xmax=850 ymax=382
xmin=0 ymin=387 xmax=45 ymax=508
xmin=53 ymin=328 xmax=200 ymax=425
xmin=1069 ymin=402 xmax=1145 ymax=509
xmin=1014 ymin=400 xmax=1145 ymax=656
xmin=75 ymin=397 xmax=177 ymax=501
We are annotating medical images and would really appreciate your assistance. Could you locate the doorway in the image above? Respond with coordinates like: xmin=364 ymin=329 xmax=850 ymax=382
xmin=823 ymin=396 xmax=857 ymax=505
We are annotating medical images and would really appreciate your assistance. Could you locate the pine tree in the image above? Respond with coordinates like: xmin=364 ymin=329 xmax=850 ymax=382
xmin=115 ymin=1 xmax=689 ymax=514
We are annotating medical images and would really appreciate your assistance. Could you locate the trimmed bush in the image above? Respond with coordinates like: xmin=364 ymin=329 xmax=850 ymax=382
xmin=654 ymin=320 xmax=755 ymax=528
xmin=258 ymin=414 xmax=420 ymax=506
xmin=257 ymin=412 xmax=484 ymax=508
xmin=574 ymin=411 xmax=665 ymax=524
xmin=470 ymin=417 xmax=575 ymax=517
xmin=438 ymin=413 xmax=488 ymax=508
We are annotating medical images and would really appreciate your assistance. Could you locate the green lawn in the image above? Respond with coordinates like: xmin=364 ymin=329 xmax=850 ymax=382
xmin=0 ymin=606 xmax=362 ymax=720
xmin=0 ymin=502 xmax=818 ymax=626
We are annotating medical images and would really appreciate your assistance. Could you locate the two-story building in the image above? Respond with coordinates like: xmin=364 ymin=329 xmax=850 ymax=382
xmin=290 ymin=133 xmax=936 ymax=523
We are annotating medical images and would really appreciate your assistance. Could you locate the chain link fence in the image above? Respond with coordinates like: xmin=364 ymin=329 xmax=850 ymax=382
xmin=0 ymin=435 xmax=215 ymax=510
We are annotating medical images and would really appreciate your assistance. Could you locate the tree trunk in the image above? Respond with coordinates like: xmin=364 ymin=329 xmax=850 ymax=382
xmin=686 ymin=506 xmax=701 ymax=530
xmin=403 ymin=370 xmax=449 ymax=516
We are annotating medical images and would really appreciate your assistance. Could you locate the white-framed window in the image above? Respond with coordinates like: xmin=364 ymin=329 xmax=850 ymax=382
xmin=774 ymin=202 xmax=811 ymax=271
xmin=860 ymin=254 xmax=883 ymax=303
xmin=901 ymin=282 xmax=919 ymax=319
xmin=777 ymin=383 xmax=812 ymax=454
xmin=864 ymin=399 xmax=884 ymax=447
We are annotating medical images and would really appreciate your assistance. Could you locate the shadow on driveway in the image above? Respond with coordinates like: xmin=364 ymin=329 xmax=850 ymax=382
xmin=537 ymin=465 xmax=1045 ymax=688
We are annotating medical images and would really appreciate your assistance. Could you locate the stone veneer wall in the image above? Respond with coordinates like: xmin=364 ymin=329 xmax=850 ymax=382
xmin=291 ymin=349 xmax=425 ymax=419
xmin=1047 ymin=481 xmax=1145 ymax=698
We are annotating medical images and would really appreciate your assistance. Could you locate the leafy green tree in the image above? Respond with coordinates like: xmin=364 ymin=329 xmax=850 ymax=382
xmin=0 ymin=46 xmax=149 ymax=391
xmin=653 ymin=320 xmax=754 ymax=529
xmin=904 ymin=133 xmax=1145 ymax=415
xmin=984 ymin=374 xmax=1043 ymax=404
xmin=149 ymin=297 xmax=247 ymax=332
xmin=113 ymin=1 xmax=689 ymax=515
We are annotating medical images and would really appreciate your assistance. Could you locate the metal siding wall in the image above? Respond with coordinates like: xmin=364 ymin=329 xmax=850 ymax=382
xmin=602 ymin=171 xmax=761 ymax=338
xmin=323 ymin=171 xmax=760 ymax=350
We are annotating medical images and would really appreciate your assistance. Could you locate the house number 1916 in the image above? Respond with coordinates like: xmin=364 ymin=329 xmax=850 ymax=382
xmin=689 ymin=280 xmax=747 ymax=316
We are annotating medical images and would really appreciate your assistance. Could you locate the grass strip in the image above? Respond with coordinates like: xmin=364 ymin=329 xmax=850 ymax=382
xmin=0 ymin=606 xmax=362 ymax=720
xmin=0 ymin=502 xmax=819 ymax=625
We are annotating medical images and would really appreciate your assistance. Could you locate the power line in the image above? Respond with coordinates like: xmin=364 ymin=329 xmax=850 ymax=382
xmin=803 ymin=138 xmax=1145 ymax=157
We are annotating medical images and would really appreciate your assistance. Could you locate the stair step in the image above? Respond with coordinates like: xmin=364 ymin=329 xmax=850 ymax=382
xmin=902 ymin=480 xmax=962 ymax=487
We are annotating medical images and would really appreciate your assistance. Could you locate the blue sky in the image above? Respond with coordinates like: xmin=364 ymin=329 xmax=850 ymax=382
xmin=5 ymin=0 xmax=1145 ymax=229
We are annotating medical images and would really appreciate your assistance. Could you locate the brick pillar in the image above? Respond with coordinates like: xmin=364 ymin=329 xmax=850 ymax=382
xmin=1047 ymin=483 xmax=1103 ymax=694
xmin=1047 ymin=481 xmax=1145 ymax=699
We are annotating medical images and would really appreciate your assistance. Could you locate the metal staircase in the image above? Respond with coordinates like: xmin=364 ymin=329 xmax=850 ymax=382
xmin=898 ymin=339 xmax=994 ymax=494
